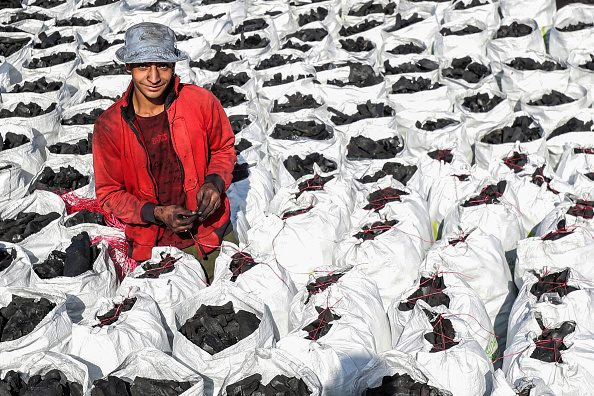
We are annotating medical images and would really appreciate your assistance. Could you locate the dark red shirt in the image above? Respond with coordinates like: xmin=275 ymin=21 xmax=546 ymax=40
xmin=135 ymin=111 xmax=193 ymax=249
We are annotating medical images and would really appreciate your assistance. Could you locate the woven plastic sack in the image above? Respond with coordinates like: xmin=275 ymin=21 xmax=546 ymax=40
xmin=380 ymin=5 xmax=439 ymax=50
xmin=227 ymin=163 xmax=274 ymax=232
xmin=549 ymin=4 xmax=594 ymax=61
xmin=0 ymin=162 xmax=28 ymax=205
xmin=546 ymin=109 xmax=594 ymax=168
xmin=567 ymin=49 xmax=594 ymax=106
xmin=0 ymin=93 xmax=60 ymax=137
xmin=440 ymin=54 xmax=498 ymax=101
xmin=499 ymin=0 xmax=555 ymax=29
xmin=0 ymin=124 xmax=44 ymax=186
xmin=486 ymin=18 xmax=546 ymax=67
xmin=556 ymin=143 xmax=594 ymax=181
xmin=0 ymin=242 xmax=32 ymax=288
xmin=533 ymin=195 xmax=594 ymax=237
xmin=442 ymin=0 xmax=500 ymax=31
xmin=433 ymin=19 xmax=489 ymax=58
xmin=418 ymin=146 xmax=471 ymax=200
xmin=491 ymin=369 xmax=555 ymax=396
xmin=347 ymin=156 xmax=424 ymax=197
xmin=20 ymin=43 xmax=80 ymax=81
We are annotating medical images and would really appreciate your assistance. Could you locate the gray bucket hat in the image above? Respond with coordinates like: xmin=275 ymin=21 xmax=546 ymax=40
xmin=116 ymin=22 xmax=188 ymax=63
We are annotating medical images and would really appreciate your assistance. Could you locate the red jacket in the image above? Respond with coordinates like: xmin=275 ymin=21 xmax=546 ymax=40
xmin=93 ymin=77 xmax=236 ymax=261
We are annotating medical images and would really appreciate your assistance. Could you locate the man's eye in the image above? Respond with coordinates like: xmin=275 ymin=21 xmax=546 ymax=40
xmin=158 ymin=65 xmax=170 ymax=70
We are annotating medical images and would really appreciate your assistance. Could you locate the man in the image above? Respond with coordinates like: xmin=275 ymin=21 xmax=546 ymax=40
xmin=93 ymin=22 xmax=237 ymax=281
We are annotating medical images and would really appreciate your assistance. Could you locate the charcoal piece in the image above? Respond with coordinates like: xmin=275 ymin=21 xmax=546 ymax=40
xmin=235 ymin=138 xmax=252 ymax=153
xmin=201 ymin=0 xmax=234 ymax=4
xmin=364 ymin=187 xmax=408 ymax=211
xmin=448 ymin=233 xmax=468 ymax=246
xmin=568 ymin=200 xmax=594 ymax=219
xmin=263 ymin=73 xmax=298 ymax=87
xmin=76 ymin=63 xmax=127 ymax=79
xmin=357 ymin=162 xmax=417 ymax=185
xmin=56 ymin=17 xmax=101 ymax=26
xmin=0 ymin=132 xmax=29 ymax=151
xmin=502 ymin=152 xmax=528 ymax=173
xmin=49 ymin=136 xmax=92 ymax=155
xmin=138 ymin=253 xmax=178 ymax=279
xmin=255 ymin=54 xmax=301 ymax=70
xmin=548 ymin=117 xmax=594 ymax=140
xmin=296 ymin=175 xmax=334 ymax=198
xmin=229 ymin=252 xmax=259 ymax=281
xmin=585 ymin=172 xmax=594 ymax=181
xmin=227 ymin=115 xmax=251 ymax=134
xmin=327 ymin=63 xmax=383 ymax=88
xmin=440 ymin=25 xmax=483 ymax=36
xmin=365 ymin=372 xmax=444 ymax=395
xmin=0 ymin=295 xmax=56 ymax=342
xmin=234 ymin=310 xmax=260 ymax=339
xmin=283 ymin=153 xmax=336 ymax=179
xmin=391 ymin=76 xmax=442 ymax=93
xmin=94 ymin=297 xmax=137 ymax=327
xmin=441 ymin=56 xmax=490 ymax=83
xmin=282 ymin=206 xmax=313 ymax=220
xmin=386 ymin=42 xmax=425 ymax=54
xmin=530 ymin=268 xmax=578 ymax=299
xmin=383 ymin=59 xmax=438 ymax=74
xmin=271 ymin=120 xmax=332 ymax=141
xmin=61 ymin=108 xmax=105 ymax=125
xmin=84 ymin=88 xmax=120 ymax=102
xmin=232 ymin=162 xmax=249 ymax=183
xmin=328 ymin=100 xmax=393 ymax=125
xmin=0 ymin=102 xmax=57 ymax=118
xmin=339 ymin=37 xmax=375 ymax=52
xmin=268 ymin=375 xmax=310 ymax=395
xmin=84 ymin=36 xmax=124 ymax=53
xmin=286 ymin=28 xmax=328 ymax=42
xmin=0 ymin=212 xmax=61 ymax=243
xmin=527 ymin=90 xmax=576 ymax=106
xmin=416 ymin=118 xmax=457 ymax=131
xmin=347 ymin=135 xmax=403 ymax=159
xmin=0 ymin=369 xmax=83 ymax=396
xmin=298 ymin=7 xmax=328 ymax=26
xmin=209 ymin=84 xmax=247 ymax=108
xmin=496 ymin=21 xmax=533 ymax=38
xmin=462 ymin=92 xmax=504 ymax=113
xmin=530 ymin=321 xmax=575 ymax=363
xmin=579 ymin=54 xmax=594 ymax=71
xmin=64 ymin=209 xmax=105 ymax=227
xmin=302 ymin=306 xmax=341 ymax=340
xmin=31 ymin=0 xmax=66 ymax=8
xmin=531 ymin=166 xmax=558 ymax=194
xmin=427 ymin=149 xmax=453 ymax=163
xmin=33 ymin=250 xmax=66 ymax=279
xmin=63 ymin=231 xmax=97 ymax=277
xmin=190 ymin=51 xmax=239 ymax=71
xmin=81 ymin=0 xmax=119 ymax=8
xmin=215 ymin=72 xmax=250 ymax=87
xmin=305 ymin=272 xmax=345 ymax=303
xmin=33 ymin=165 xmax=89 ymax=192
xmin=558 ymin=21 xmax=594 ymax=32
xmin=130 ymin=377 xmax=191 ymax=396
xmin=507 ymin=57 xmax=565 ymax=71
xmin=423 ymin=309 xmax=459 ymax=352
xmin=0 ymin=25 xmax=25 ymax=32
xmin=348 ymin=0 xmax=395 ymax=16
xmin=541 ymin=220 xmax=573 ymax=241
xmin=339 ymin=19 xmax=383 ymax=36
xmin=226 ymin=374 xmax=262 ymax=396
xmin=353 ymin=219 xmax=398 ymax=241
xmin=222 ymin=34 xmax=269 ymax=50
xmin=9 ymin=77 xmax=62 ymax=93
xmin=282 ymin=40 xmax=312 ymax=52
xmin=398 ymin=276 xmax=450 ymax=311
xmin=453 ymin=0 xmax=487 ymax=9
xmin=231 ymin=18 xmax=268 ymax=34
xmin=91 ymin=375 xmax=131 ymax=396
xmin=480 ymin=116 xmax=541 ymax=144
xmin=34 ymin=31 xmax=74 ymax=49
xmin=190 ymin=13 xmax=225 ymax=22
xmin=574 ymin=147 xmax=594 ymax=154
xmin=227 ymin=374 xmax=311 ymax=396
xmin=0 ymin=248 xmax=16 ymax=272
xmin=272 ymin=93 xmax=322 ymax=113
xmin=0 ymin=164 xmax=12 ymax=171
xmin=0 ymin=0 xmax=21 ymax=8
xmin=461 ymin=181 xmax=507 ymax=207
xmin=9 ymin=12 xmax=50 ymax=23
xmin=384 ymin=12 xmax=424 ymax=33
xmin=26 ymin=52 xmax=77 ymax=69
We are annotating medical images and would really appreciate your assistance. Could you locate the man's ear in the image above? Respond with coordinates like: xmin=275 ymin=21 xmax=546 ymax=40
xmin=126 ymin=63 xmax=132 ymax=73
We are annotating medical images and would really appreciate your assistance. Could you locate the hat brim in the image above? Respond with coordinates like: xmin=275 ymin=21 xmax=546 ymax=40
xmin=115 ymin=46 xmax=188 ymax=63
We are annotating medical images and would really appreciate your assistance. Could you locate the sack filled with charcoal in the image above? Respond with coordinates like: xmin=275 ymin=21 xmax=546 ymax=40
xmin=0 ymin=93 xmax=60 ymax=136
xmin=533 ymin=194 xmax=594 ymax=237
xmin=549 ymin=4 xmax=594 ymax=62
xmin=499 ymin=0 xmax=555 ymax=29
xmin=0 ymin=242 xmax=33 ymax=288
xmin=387 ymin=75 xmax=451 ymax=113
xmin=349 ymin=156 xmax=423 ymax=197
xmin=490 ymin=368 xmax=554 ymax=396
xmin=433 ymin=18 xmax=488 ymax=58
xmin=379 ymin=6 xmax=439 ymax=51
xmin=486 ymin=18 xmax=545 ymax=67
xmin=0 ymin=161 xmax=28 ymax=205
xmin=31 ymin=155 xmax=95 ymax=198
xmin=418 ymin=144 xmax=471 ymax=200
xmin=546 ymin=108 xmax=594 ymax=168
xmin=442 ymin=0 xmax=500 ymax=31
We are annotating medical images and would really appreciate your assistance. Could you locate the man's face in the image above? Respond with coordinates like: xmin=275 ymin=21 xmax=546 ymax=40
xmin=126 ymin=62 xmax=175 ymax=102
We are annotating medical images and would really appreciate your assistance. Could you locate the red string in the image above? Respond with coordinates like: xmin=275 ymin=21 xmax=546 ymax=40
xmin=59 ymin=192 xmax=126 ymax=231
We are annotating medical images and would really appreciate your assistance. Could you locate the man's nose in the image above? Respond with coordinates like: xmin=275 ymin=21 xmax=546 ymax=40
xmin=147 ymin=66 xmax=160 ymax=83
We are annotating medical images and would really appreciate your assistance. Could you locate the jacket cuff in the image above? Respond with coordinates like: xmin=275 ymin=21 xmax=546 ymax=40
xmin=141 ymin=202 xmax=158 ymax=224
xmin=204 ymin=174 xmax=226 ymax=195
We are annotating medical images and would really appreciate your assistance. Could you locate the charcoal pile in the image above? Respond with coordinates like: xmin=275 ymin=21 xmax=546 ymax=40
xmin=541 ymin=220 xmax=573 ymax=241
xmin=302 ymin=306 xmax=341 ymax=340
xmin=228 ymin=252 xmax=259 ymax=281
xmin=416 ymin=118 xmax=457 ymax=131
xmin=26 ymin=52 xmax=77 ymax=69
xmin=271 ymin=121 xmax=331 ymax=141
xmin=531 ymin=166 xmax=558 ymax=194
xmin=48 ymin=135 xmax=93 ymax=155
xmin=92 ymin=375 xmax=192 ymax=396
xmin=281 ymin=206 xmax=313 ymax=220
xmin=579 ymin=54 xmax=594 ymax=71
xmin=9 ymin=11 xmax=51 ymax=23
xmin=558 ymin=22 xmax=594 ymax=32
xmin=529 ymin=269 xmax=578 ymax=299
xmin=0 ymin=369 xmax=83 ymax=396
xmin=295 ymin=174 xmax=334 ymax=198
xmin=391 ymin=77 xmax=442 ymax=93
xmin=231 ymin=18 xmax=268 ymax=34
xmin=84 ymin=36 xmax=125 ymax=53
xmin=222 ymin=34 xmax=269 ymax=50
xmin=398 ymin=276 xmax=450 ymax=311
xmin=9 ymin=77 xmax=62 ymax=93
xmin=305 ymin=272 xmax=345 ymax=303
xmin=272 ymin=93 xmax=322 ymax=113
xmin=502 ymin=152 xmax=528 ymax=173
xmin=138 ymin=253 xmax=178 ymax=279
xmin=0 ymin=102 xmax=57 ymax=118
xmin=179 ymin=301 xmax=260 ymax=355
xmin=282 ymin=40 xmax=312 ymax=52
xmin=427 ymin=149 xmax=453 ymax=163
xmin=527 ymin=90 xmax=576 ymax=106
xmin=353 ymin=220 xmax=398 ymax=241
xmin=327 ymin=64 xmax=383 ymax=87
xmin=262 ymin=73 xmax=306 ymax=87
xmin=226 ymin=373 xmax=311 ymax=396
xmin=286 ymin=28 xmax=329 ymax=42
xmin=64 ymin=209 xmax=105 ymax=227
xmin=32 ymin=231 xmax=99 ymax=279
xmin=94 ymin=297 xmax=137 ymax=328
xmin=346 ymin=135 xmax=403 ymax=159
xmin=357 ymin=162 xmax=417 ymax=185
xmin=567 ymin=200 xmax=594 ymax=219
xmin=530 ymin=320 xmax=575 ymax=363
xmin=0 ymin=0 xmax=20 ymax=9
xmin=462 ymin=92 xmax=504 ymax=113
xmin=364 ymin=373 xmax=443 ymax=395
xmin=76 ymin=63 xmax=128 ymax=79
xmin=33 ymin=166 xmax=90 ymax=192
xmin=80 ymin=0 xmax=119 ymax=8
xmin=461 ymin=181 xmax=506 ymax=207
xmin=232 ymin=162 xmax=249 ymax=183
xmin=339 ymin=37 xmax=375 ymax=52
xmin=0 ymin=212 xmax=60 ymax=243
xmin=441 ymin=56 xmax=490 ymax=83
xmin=547 ymin=117 xmax=594 ymax=140
xmin=84 ymin=88 xmax=120 ymax=102
xmin=480 ymin=116 xmax=541 ymax=144
xmin=235 ymin=138 xmax=252 ymax=154
xmin=385 ymin=13 xmax=425 ymax=33
xmin=0 ymin=247 xmax=16 ymax=272
xmin=61 ymin=108 xmax=105 ymax=125
xmin=507 ymin=57 xmax=565 ymax=71
xmin=283 ymin=153 xmax=337 ymax=179
xmin=440 ymin=25 xmax=483 ymax=36
xmin=423 ymin=309 xmax=459 ymax=352
xmin=0 ymin=295 xmax=56 ymax=342
xmin=385 ymin=42 xmax=425 ymax=55
xmin=348 ymin=0 xmax=395 ymax=16
xmin=328 ymin=101 xmax=393 ymax=125
xmin=56 ymin=17 xmax=101 ymax=26
xmin=255 ymin=54 xmax=301 ymax=70
xmin=364 ymin=187 xmax=408 ymax=211
xmin=495 ymin=21 xmax=533 ymax=38
xmin=383 ymin=59 xmax=439 ymax=75
xmin=34 ymin=32 xmax=75 ymax=49
xmin=339 ymin=20 xmax=383 ymax=37
xmin=0 ymin=132 xmax=29 ymax=152
xmin=214 ymin=72 xmax=250 ymax=88
xmin=453 ymin=0 xmax=488 ymax=9
xmin=297 ymin=7 xmax=328 ymax=26
xmin=190 ymin=51 xmax=239 ymax=71
xmin=574 ymin=147 xmax=594 ymax=155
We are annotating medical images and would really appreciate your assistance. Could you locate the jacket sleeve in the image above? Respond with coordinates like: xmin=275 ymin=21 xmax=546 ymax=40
xmin=93 ymin=119 xmax=153 ymax=225
xmin=203 ymin=92 xmax=237 ymax=192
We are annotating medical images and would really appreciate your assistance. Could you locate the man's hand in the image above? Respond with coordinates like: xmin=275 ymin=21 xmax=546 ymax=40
xmin=154 ymin=205 xmax=198 ymax=233
xmin=195 ymin=182 xmax=221 ymax=222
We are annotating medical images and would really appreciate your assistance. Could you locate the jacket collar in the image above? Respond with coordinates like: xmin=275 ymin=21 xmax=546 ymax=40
xmin=121 ymin=76 xmax=181 ymax=122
